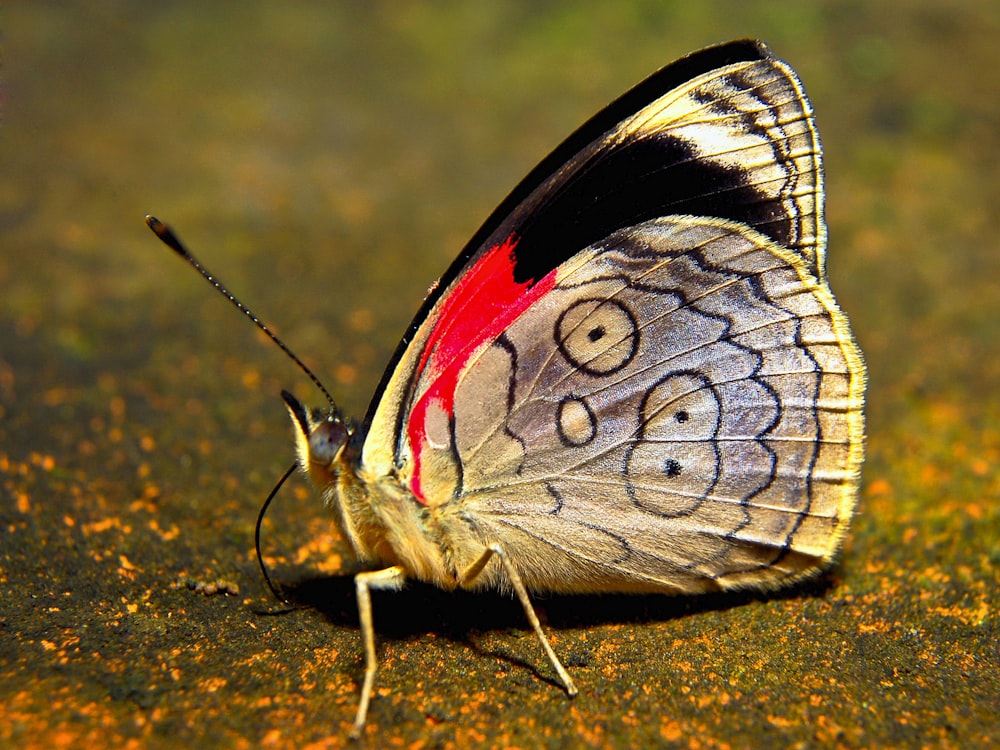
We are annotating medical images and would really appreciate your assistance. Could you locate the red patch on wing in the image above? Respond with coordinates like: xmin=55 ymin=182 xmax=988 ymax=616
xmin=407 ymin=236 xmax=556 ymax=502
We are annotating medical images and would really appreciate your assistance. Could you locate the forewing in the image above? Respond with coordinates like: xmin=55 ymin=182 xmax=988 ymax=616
xmin=451 ymin=217 xmax=865 ymax=594
xmin=362 ymin=40 xmax=826 ymax=484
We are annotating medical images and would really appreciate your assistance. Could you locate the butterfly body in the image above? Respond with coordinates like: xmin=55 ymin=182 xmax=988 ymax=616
xmin=156 ymin=39 xmax=865 ymax=736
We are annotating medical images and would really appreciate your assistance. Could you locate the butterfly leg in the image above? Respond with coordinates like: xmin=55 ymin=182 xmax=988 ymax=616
xmin=459 ymin=543 xmax=578 ymax=698
xmin=350 ymin=565 xmax=406 ymax=738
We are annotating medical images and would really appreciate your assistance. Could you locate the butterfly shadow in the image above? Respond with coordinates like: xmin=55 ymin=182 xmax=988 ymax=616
xmin=252 ymin=566 xmax=842 ymax=688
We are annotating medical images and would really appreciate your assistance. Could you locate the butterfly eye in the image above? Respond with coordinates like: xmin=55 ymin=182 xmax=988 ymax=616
xmin=309 ymin=419 xmax=348 ymax=467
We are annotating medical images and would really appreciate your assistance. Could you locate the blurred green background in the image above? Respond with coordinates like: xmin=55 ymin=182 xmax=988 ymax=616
xmin=1 ymin=2 xmax=997 ymax=748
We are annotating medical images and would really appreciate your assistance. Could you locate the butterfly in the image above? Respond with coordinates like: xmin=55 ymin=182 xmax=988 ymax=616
xmin=149 ymin=38 xmax=865 ymax=738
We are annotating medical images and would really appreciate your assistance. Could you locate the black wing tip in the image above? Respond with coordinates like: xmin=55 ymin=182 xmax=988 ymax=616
xmin=684 ymin=39 xmax=771 ymax=66
xmin=639 ymin=39 xmax=771 ymax=96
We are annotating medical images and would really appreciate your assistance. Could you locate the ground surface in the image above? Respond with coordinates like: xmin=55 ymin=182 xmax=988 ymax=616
xmin=2 ymin=3 xmax=998 ymax=748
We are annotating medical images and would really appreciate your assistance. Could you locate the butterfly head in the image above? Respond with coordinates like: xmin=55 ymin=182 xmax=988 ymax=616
xmin=281 ymin=389 xmax=351 ymax=488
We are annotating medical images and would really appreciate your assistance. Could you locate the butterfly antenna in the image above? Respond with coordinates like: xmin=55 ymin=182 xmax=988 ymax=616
xmin=256 ymin=462 xmax=297 ymax=603
xmin=144 ymin=215 xmax=337 ymax=411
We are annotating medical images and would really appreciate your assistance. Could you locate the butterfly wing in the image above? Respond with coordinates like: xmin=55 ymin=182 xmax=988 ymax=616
xmin=448 ymin=216 xmax=865 ymax=593
xmin=362 ymin=40 xmax=825 ymax=473
xmin=359 ymin=40 xmax=862 ymax=593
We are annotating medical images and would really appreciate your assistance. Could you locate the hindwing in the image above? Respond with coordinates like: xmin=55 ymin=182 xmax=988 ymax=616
xmin=448 ymin=217 xmax=864 ymax=592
